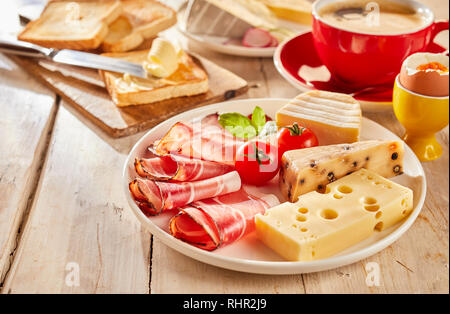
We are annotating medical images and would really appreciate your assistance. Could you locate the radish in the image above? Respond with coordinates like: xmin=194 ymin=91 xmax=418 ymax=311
xmin=242 ymin=28 xmax=277 ymax=48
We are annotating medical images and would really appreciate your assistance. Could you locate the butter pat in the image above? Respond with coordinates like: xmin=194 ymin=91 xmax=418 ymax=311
xmin=277 ymin=91 xmax=362 ymax=145
xmin=143 ymin=38 xmax=181 ymax=78
xmin=256 ymin=169 xmax=413 ymax=261
xmin=280 ymin=140 xmax=404 ymax=202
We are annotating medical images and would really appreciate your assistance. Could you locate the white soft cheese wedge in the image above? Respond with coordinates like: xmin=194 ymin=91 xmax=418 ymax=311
xmin=257 ymin=0 xmax=312 ymax=25
xmin=276 ymin=91 xmax=362 ymax=145
xmin=256 ymin=169 xmax=413 ymax=262
xmin=205 ymin=0 xmax=277 ymax=29
xmin=280 ymin=140 xmax=405 ymax=202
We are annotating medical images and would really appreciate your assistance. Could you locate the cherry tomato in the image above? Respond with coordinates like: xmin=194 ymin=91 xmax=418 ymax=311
xmin=235 ymin=140 xmax=279 ymax=186
xmin=277 ymin=123 xmax=319 ymax=159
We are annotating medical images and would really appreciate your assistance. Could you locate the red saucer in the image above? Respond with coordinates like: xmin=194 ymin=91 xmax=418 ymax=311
xmin=274 ymin=32 xmax=448 ymax=108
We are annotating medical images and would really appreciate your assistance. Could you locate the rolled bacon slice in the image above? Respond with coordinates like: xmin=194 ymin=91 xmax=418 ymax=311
xmin=129 ymin=171 xmax=242 ymax=216
xmin=135 ymin=152 xmax=234 ymax=182
xmin=154 ymin=114 xmax=245 ymax=166
xmin=169 ymin=189 xmax=280 ymax=251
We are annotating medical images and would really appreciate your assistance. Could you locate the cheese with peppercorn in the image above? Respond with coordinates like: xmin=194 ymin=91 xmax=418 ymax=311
xmin=279 ymin=140 xmax=405 ymax=202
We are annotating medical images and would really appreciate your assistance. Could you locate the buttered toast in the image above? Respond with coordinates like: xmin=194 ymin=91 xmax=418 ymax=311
xmin=18 ymin=0 xmax=122 ymax=50
xmin=99 ymin=50 xmax=209 ymax=107
xmin=101 ymin=0 xmax=177 ymax=52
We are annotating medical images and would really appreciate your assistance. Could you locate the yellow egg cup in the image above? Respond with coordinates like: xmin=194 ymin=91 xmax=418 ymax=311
xmin=393 ymin=75 xmax=449 ymax=162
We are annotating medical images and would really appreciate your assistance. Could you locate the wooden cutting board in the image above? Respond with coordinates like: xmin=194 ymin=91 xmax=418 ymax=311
xmin=11 ymin=54 xmax=249 ymax=138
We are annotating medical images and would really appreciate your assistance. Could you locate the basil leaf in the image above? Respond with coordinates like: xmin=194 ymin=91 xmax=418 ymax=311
xmin=251 ymin=106 xmax=266 ymax=134
xmin=219 ymin=113 xmax=257 ymax=139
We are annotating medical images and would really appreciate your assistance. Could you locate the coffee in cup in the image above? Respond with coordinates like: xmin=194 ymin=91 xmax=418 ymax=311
xmin=312 ymin=0 xmax=449 ymax=88
xmin=318 ymin=0 xmax=429 ymax=35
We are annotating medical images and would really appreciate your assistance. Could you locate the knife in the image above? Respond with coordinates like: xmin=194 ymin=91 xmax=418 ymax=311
xmin=0 ymin=37 xmax=148 ymax=79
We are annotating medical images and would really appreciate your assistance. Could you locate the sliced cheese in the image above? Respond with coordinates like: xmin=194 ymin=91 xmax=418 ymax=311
xmin=256 ymin=169 xmax=413 ymax=261
xmin=280 ymin=140 xmax=404 ymax=202
xmin=205 ymin=0 xmax=277 ymax=29
xmin=277 ymin=91 xmax=362 ymax=145
xmin=258 ymin=0 xmax=312 ymax=25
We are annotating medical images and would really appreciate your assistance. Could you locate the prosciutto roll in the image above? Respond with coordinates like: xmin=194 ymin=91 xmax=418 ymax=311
xmin=154 ymin=114 xmax=244 ymax=166
xmin=129 ymin=171 xmax=242 ymax=216
xmin=135 ymin=153 xmax=234 ymax=182
xmin=169 ymin=189 xmax=280 ymax=251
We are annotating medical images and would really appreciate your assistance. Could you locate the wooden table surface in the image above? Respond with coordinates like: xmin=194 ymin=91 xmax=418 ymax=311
xmin=0 ymin=0 xmax=448 ymax=294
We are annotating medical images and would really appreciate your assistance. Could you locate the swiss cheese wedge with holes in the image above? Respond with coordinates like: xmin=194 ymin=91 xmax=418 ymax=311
xmin=256 ymin=169 xmax=413 ymax=261
xmin=276 ymin=91 xmax=362 ymax=145
xmin=280 ymin=140 xmax=404 ymax=202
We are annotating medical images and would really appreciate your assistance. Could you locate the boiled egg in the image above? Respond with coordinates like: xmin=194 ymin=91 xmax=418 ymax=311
xmin=399 ymin=53 xmax=449 ymax=97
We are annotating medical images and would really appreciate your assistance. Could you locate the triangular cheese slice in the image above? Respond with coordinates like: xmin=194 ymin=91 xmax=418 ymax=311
xmin=257 ymin=169 xmax=413 ymax=261
xmin=280 ymin=140 xmax=405 ymax=202
xmin=277 ymin=91 xmax=362 ymax=145
xmin=258 ymin=0 xmax=312 ymax=25
xmin=205 ymin=0 xmax=277 ymax=28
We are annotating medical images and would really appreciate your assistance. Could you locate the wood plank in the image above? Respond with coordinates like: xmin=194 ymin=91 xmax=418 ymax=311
xmin=0 ymin=53 xmax=56 ymax=288
xmin=2 ymin=104 xmax=152 ymax=293
xmin=4 ymin=0 xmax=447 ymax=294
xmin=150 ymin=238 xmax=306 ymax=294
xmin=0 ymin=0 xmax=57 ymax=285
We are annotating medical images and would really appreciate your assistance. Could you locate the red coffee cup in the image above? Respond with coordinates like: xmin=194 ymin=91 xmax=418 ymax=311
xmin=312 ymin=0 xmax=449 ymax=88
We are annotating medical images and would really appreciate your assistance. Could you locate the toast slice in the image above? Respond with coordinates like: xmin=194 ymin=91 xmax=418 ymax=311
xmin=99 ymin=50 xmax=209 ymax=107
xmin=101 ymin=0 xmax=177 ymax=52
xmin=18 ymin=0 xmax=123 ymax=50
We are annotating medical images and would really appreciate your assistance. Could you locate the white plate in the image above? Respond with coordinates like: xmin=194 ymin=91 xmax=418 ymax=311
xmin=179 ymin=28 xmax=278 ymax=58
xmin=177 ymin=3 xmax=309 ymax=58
xmin=123 ymin=98 xmax=426 ymax=275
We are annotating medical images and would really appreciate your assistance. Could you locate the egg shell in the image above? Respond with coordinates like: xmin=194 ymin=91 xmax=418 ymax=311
xmin=400 ymin=66 xmax=449 ymax=97
xmin=399 ymin=53 xmax=449 ymax=97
